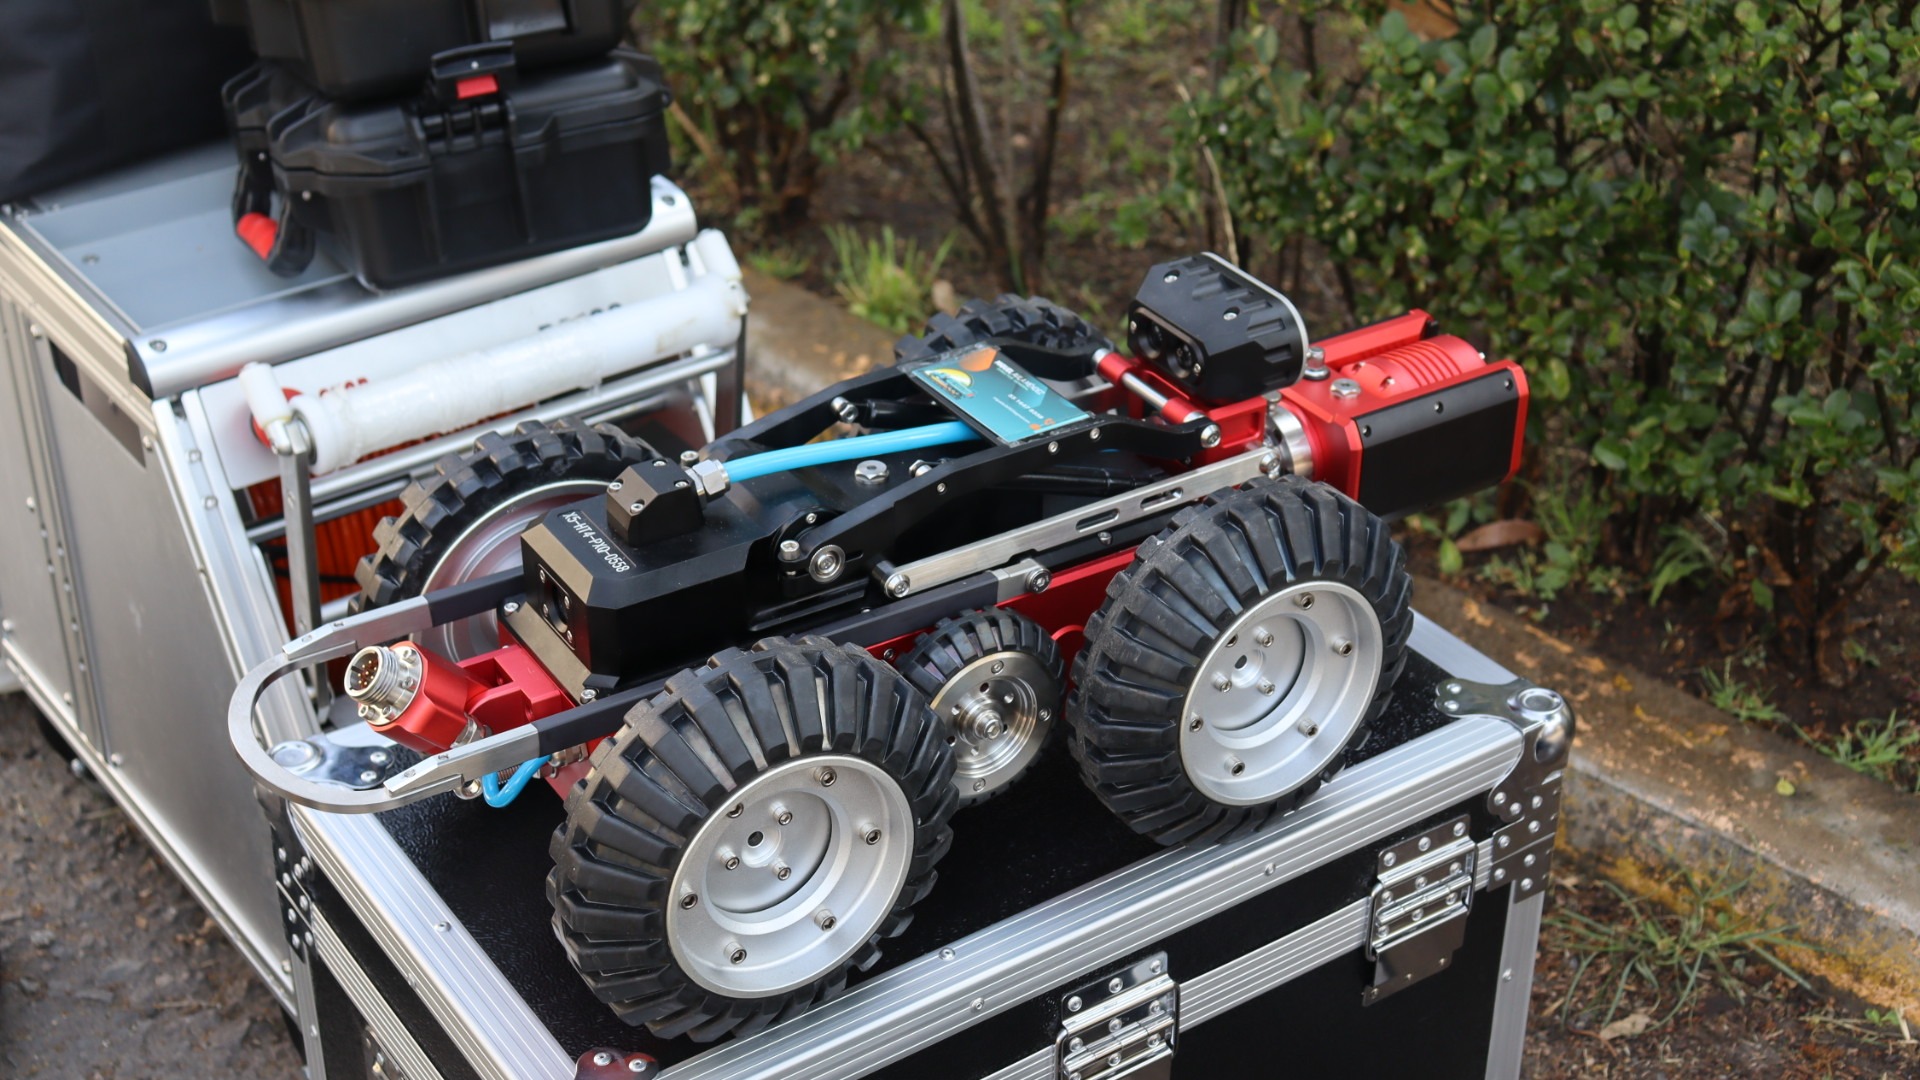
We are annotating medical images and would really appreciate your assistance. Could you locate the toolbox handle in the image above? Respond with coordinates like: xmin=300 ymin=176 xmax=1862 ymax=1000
xmin=428 ymin=41 xmax=518 ymax=104
xmin=230 ymin=164 xmax=317 ymax=278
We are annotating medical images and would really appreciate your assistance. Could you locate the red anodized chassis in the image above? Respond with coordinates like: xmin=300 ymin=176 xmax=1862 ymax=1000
xmin=366 ymin=311 xmax=1528 ymax=797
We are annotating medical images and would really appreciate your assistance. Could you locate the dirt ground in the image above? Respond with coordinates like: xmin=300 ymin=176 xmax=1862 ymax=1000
xmin=0 ymin=693 xmax=302 ymax=1080
xmin=1523 ymin=859 xmax=1919 ymax=1079
xmin=5 ymin=690 xmax=1915 ymax=1078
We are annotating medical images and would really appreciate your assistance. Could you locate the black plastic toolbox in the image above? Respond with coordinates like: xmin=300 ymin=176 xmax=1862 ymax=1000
xmin=215 ymin=0 xmax=639 ymax=101
xmin=223 ymin=49 xmax=672 ymax=289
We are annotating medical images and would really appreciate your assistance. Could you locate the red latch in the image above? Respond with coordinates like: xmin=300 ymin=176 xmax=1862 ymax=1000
xmin=456 ymin=74 xmax=499 ymax=100
xmin=236 ymin=212 xmax=279 ymax=260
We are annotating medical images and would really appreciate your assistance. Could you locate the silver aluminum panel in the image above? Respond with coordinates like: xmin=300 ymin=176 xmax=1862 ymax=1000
xmin=34 ymin=371 xmax=291 ymax=985
xmin=0 ymin=297 xmax=83 ymax=723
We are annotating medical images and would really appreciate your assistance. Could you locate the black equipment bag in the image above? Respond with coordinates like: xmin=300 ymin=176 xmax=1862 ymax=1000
xmin=0 ymin=0 xmax=253 ymax=202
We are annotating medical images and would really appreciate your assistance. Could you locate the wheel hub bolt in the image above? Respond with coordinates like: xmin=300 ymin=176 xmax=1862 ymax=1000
xmin=1189 ymin=716 xmax=1204 ymax=731
xmin=680 ymin=893 xmax=698 ymax=909
xmin=776 ymin=807 xmax=793 ymax=826
xmin=864 ymin=827 xmax=882 ymax=845
xmin=727 ymin=804 xmax=743 ymax=818
xmin=1333 ymin=638 xmax=1354 ymax=656
xmin=990 ymin=660 xmax=1005 ymax=675
xmin=1212 ymin=674 xmax=1231 ymax=691
xmin=1295 ymin=593 xmax=1315 ymax=608
xmin=727 ymin=944 xmax=746 ymax=964
xmin=1298 ymin=718 xmax=1320 ymax=737
xmin=723 ymin=855 xmax=740 ymax=871
xmin=775 ymin=863 xmax=792 ymax=881
xmin=1255 ymin=628 xmax=1274 ymax=646
xmin=817 ymin=767 xmax=837 ymax=786
xmin=1258 ymin=679 xmax=1276 ymax=695
xmin=1228 ymin=756 xmax=1246 ymax=775
xmin=816 ymin=910 xmax=837 ymax=931
xmin=970 ymin=710 xmax=1005 ymax=740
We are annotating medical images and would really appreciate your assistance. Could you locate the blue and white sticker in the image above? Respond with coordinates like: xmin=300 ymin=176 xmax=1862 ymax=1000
xmin=907 ymin=345 xmax=1090 ymax=446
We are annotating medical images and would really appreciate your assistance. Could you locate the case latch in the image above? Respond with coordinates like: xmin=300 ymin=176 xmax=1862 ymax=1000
xmin=1363 ymin=815 xmax=1476 ymax=1005
xmin=1055 ymin=953 xmax=1177 ymax=1080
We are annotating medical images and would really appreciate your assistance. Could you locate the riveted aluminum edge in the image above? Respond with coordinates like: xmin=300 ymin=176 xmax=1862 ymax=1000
xmin=293 ymin=808 xmax=575 ymax=1080
xmin=310 ymin=908 xmax=446 ymax=1080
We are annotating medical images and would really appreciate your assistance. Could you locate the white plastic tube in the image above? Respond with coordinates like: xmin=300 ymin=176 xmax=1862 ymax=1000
xmin=245 ymin=230 xmax=748 ymax=474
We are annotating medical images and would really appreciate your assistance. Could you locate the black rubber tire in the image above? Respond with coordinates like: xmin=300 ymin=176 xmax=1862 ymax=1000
xmin=894 ymin=294 xmax=1111 ymax=364
xmin=895 ymin=608 xmax=1065 ymax=806
xmin=546 ymin=636 xmax=957 ymax=1041
xmin=1068 ymin=475 xmax=1413 ymax=846
xmin=353 ymin=418 xmax=657 ymax=610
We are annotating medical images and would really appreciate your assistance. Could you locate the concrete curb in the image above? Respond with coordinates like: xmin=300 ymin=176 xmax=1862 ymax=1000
xmin=739 ymin=271 xmax=1920 ymax=1015
xmin=1412 ymin=577 xmax=1920 ymax=1015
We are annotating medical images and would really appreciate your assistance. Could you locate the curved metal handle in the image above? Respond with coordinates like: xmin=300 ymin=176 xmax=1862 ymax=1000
xmin=229 ymin=593 xmax=546 ymax=814
xmin=229 ymin=646 xmax=410 ymax=813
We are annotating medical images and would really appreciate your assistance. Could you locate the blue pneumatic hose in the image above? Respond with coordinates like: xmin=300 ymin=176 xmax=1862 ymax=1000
xmin=483 ymin=757 xmax=547 ymax=808
xmin=724 ymin=421 xmax=980 ymax=483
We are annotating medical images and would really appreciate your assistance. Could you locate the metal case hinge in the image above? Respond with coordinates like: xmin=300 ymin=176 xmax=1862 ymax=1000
xmin=1438 ymin=677 xmax=1574 ymax=904
xmin=1363 ymin=815 xmax=1476 ymax=1005
xmin=1056 ymin=953 xmax=1177 ymax=1080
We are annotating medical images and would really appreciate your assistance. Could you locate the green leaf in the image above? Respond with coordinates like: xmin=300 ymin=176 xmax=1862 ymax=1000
xmin=1469 ymin=24 xmax=1498 ymax=67
xmin=1812 ymin=184 xmax=1835 ymax=217
xmin=1775 ymin=777 xmax=1796 ymax=797
xmin=1592 ymin=439 xmax=1628 ymax=470
xmin=1772 ymin=290 xmax=1803 ymax=323
xmin=1752 ymin=580 xmax=1775 ymax=612
xmin=1440 ymin=538 xmax=1464 ymax=576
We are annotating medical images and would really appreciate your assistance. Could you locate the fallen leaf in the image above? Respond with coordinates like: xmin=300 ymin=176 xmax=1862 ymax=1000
xmin=1775 ymin=777 xmax=1797 ymax=797
xmin=1598 ymin=1011 xmax=1654 ymax=1042
xmin=1455 ymin=519 xmax=1546 ymax=552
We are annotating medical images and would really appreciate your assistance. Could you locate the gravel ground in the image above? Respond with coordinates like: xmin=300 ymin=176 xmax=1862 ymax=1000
xmin=0 ymin=692 xmax=302 ymax=1079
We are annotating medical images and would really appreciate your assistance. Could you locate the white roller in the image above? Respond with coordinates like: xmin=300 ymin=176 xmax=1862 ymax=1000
xmin=250 ymin=230 xmax=748 ymax=474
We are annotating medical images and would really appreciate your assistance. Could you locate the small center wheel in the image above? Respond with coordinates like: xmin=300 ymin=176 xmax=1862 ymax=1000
xmin=897 ymin=609 xmax=1065 ymax=806
xmin=667 ymin=755 xmax=912 ymax=998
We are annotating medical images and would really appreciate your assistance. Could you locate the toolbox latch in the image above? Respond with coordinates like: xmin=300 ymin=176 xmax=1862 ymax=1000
xmin=1055 ymin=953 xmax=1177 ymax=1080
xmin=1363 ymin=815 xmax=1477 ymax=1005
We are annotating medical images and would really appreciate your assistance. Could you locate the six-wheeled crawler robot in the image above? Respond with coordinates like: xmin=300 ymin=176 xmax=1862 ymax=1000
xmin=232 ymin=253 xmax=1528 ymax=1040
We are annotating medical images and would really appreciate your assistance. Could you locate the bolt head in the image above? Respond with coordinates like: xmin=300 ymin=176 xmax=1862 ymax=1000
xmin=1108 ymin=976 xmax=1125 ymax=993
xmin=1382 ymin=852 xmax=1398 ymax=867
xmin=629 ymin=1059 xmax=648 ymax=1073
xmin=1025 ymin=567 xmax=1052 ymax=593
xmin=863 ymin=827 xmax=881 ymax=845
xmin=818 ymin=767 xmax=837 ymax=787
xmin=680 ymin=893 xmax=698 ymax=909
xmin=775 ymin=864 xmax=792 ymax=881
xmin=886 ymin=573 xmax=911 ymax=598
xmin=1212 ymin=673 xmax=1231 ymax=691
xmin=594 ymin=1052 xmax=615 ymax=1066
xmin=729 ymin=946 xmax=746 ymax=964
xmin=1067 ymin=995 xmax=1083 ymax=1012
xmin=777 ymin=809 xmax=793 ymax=825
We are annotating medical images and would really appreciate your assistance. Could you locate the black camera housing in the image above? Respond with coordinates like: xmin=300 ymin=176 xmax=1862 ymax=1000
xmin=1127 ymin=252 xmax=1308 ymax=403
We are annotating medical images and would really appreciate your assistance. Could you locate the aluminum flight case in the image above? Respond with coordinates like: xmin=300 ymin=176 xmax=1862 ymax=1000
xmin=277 ymin=613 xmax=1567 ymax=1080
xmin=0 ymin=143 xmax=744 ymax=1009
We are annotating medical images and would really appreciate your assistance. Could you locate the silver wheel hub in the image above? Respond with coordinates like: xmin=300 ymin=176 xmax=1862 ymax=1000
xmin=929 ymin=650 xmax=1059 ymax=804
xmin=417 ymin=479 xmax=606 ymax=660
xmin=668 ymin=755 xmax=912 ymax=998
xmin=1179 ymin=580 xmax=1383 ymax=806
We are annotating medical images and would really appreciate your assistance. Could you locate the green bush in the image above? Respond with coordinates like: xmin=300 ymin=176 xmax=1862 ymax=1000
xmin=634 ymin=0 xmax=934 ymax=230
xmin=1197 ymin=1 xmax=1920 ymax=661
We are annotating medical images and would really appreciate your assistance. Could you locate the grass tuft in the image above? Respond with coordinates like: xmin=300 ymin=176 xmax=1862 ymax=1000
xmin=1547 ymin=870 xmax=1811 ymax=1034
xmin=825 ymin=225 xmax=954 ymax=335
